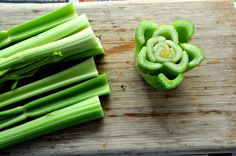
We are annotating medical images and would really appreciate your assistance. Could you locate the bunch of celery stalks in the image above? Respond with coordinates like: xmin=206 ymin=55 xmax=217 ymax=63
xmin=0 ymin=3 xmax=110 ymax=149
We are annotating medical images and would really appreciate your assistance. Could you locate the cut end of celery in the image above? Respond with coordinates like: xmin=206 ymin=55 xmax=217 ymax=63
xmin=95 ymin=37 xmax=105 ymax=55
xmin=173 ymin=19 xmax=195 ymax=43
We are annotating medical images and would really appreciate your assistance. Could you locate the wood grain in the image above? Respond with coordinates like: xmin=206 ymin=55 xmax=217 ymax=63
xmin=0 ymin=0 xmax=236 ymax=155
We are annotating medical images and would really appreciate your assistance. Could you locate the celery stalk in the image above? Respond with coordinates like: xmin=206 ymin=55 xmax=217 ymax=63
xmin=0 ymin=27 xmax=104 ymax=82
xmin=0 ymin=37 xmax=104 ymax=83
xmin=0 ymin=73 xmax=110 ymax=129
xmin=0 ymin=57 xmax=98 ymax=109
xmin=0 ymin=14 xmax=90 ymax=58
xmin=0 ymin=96 xmax=104 ymax=149
xmin=62 ymin=37 xmax=105 ymax=62
xmin=0 ymin=3 xmax=78 ymax=49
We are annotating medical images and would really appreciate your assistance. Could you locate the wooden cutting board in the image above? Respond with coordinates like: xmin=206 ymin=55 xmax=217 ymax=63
xmin=0 ymin=0 xmax=236 ymax=155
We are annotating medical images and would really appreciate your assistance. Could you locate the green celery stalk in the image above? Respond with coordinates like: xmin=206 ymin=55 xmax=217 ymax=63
xmin=0 ymin=96 xmax=104 ymax=149
xmin=0 ymin=57 xmax=98 ymax=109
xmin=0 ymin=73 xmax=110 ymax=129
xmin=0 ymin=14 xmax=90 ymax=58
xmin=0 ymin=27 xmax=105 ymax=81
xmin=0 ymin=37 xmax=104 ymax=83
xmin=0 ymin=3 xmax=78 ymax=49
xmin=61 ymin=37 xmax=105 ymax=62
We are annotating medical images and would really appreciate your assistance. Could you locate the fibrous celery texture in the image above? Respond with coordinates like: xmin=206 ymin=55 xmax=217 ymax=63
xmin=0 ymin=96 xmax=104 ymax=149
xmin=0 ymin=27 xmax=104 ymax=83
xmin=0 ymin=14 xmax=90 ymax=58
xmin=0 ymin=57 xmax=98 ymax=109
xmin=0 ymin=3 xmax=78 ymax=49
xmin=135 ymin=20 xmax=205 ymax=90
xmin=0 ymin=73 xmax=110 ymax=129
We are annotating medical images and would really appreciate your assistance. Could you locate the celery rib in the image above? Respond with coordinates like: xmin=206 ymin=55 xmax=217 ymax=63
xmin=0 ymin=27 xmax=104 ymax=83
xmin=0 ymin=14 xmax=90 ymax=58
xmin=0 ymin=3 xmax=78 ymax=49
xmin=0 ymin=58 xmax=98 ymax=109
xmin=0 ymin=73 xmax=110 ymax=129
xmin=0 ymin=96 xmax=104 ymax=149
xmin=0 ymin=27 xmax=98 ymax=70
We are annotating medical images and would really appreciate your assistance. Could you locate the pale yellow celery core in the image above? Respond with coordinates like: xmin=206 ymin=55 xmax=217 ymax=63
xmin=160 ymin=48 xmax=175 ymax=59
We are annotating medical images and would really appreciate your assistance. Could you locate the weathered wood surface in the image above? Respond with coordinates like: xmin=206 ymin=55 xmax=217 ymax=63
xmin=0 ymin=0 xmax=236 ymax=155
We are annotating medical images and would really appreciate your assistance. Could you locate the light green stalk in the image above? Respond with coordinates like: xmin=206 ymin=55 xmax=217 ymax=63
xmin=0 ymin=14 xmax=90 ymax=58
xmin=0 ymin=3 xmax=78 ymax=49
xmin=0 ymin=57 xmax=98 ymax=109
xmin=0 ymin=96 xmax=104 ymax=149
xmin=0 ymin=27 xmax=104 ymax=82
xmin=0 ymin=74 xmax=110 ymax=129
